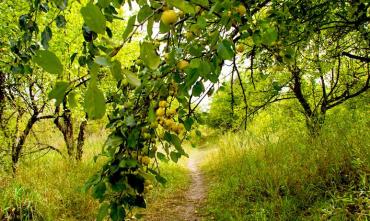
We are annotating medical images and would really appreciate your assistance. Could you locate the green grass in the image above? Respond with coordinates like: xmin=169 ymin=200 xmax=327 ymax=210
xmin=202 ymin=109 xmax=370 ymax=220
xmin=0 ymin=131 xmax=191 ymax=220
xmin=0 ymin=133 xmax=106 ymax=220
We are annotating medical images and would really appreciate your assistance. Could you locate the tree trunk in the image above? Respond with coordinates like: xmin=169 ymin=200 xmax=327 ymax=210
xmin=0 ymin=72 xmax=5 ymax=123
xmin=305 ymin=111 xmax=326 ymax=137
xmin=76 ymin=120 xmax=87 ymax=161
xmin=12 ymin=114 xmax=38 ymax=174
xmin=290 ymin=68 xmax=326 ymax=136
xmin=54 ymin=109 xmax=75 ymax=158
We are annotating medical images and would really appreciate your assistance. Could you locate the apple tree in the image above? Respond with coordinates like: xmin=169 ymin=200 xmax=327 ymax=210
xmin=5 ymin=0 xmax=368 ymax=219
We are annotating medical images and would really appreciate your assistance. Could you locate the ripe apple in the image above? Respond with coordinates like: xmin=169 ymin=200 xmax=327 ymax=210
xmin=161 ymin=10 xmax=178 ymax=25
xmin=177 ymin=60 xmax=189 ymax=70
xmin=236 ymin=4 xmax=247 ymax=16
xmin=156 ymin=108 xmax=165 ymax=117
xmin=236 ymin=44 xmax=245 ymax=53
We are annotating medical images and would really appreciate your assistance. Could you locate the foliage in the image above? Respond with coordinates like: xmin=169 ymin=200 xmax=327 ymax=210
xmin=0 ymin=0 xmax=369 ymax=219
xmin=202 ymin=103 xmax=370 ymax=220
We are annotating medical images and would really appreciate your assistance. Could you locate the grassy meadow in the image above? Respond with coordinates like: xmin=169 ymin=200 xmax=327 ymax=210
xmin=201 ymin=105 xmax=370 ymax=220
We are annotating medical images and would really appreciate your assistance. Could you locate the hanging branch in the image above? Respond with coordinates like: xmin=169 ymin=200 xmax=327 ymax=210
xmin=230 ymin=66 xmax=235 ymax=115
xmin=250 ymin=46 xmax=256 ymax=90
xmin=233 ymin=56 xmax=248 ymax=130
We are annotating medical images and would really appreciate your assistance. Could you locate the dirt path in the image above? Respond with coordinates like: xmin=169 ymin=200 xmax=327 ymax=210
xmin=143 ymin=148 xmax=213 ymax=221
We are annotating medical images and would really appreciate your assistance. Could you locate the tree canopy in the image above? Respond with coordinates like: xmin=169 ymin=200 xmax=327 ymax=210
xmin=0 ymin=0 xmax=369 ymax=220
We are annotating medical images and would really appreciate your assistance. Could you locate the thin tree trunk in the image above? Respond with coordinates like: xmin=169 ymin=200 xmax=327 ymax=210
xmin=12 ymin=114 xmax=38 ymax=174
xmin=76 ymin=120 xmax=87 ymax=161
xmin=290 ymin=69 xmax=326 ymax=136
xmin=0 ymin=72 xmax=5 ymax=123
xmin=54 ymin=109 xmax=75 ymax=158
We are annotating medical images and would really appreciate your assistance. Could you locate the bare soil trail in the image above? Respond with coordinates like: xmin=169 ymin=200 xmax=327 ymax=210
xmin=143 ymin=148 xmax=215 ymax=221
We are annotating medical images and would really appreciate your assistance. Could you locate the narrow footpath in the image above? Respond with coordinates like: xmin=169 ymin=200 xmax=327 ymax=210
xmin=143 ymin=148 xmax=214 ymax=221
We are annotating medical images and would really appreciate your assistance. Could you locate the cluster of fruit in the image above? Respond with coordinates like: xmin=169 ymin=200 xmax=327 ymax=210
xmin=155 ymin=100 xmax=184 ymax=135
xmin=144 ymin=179 xmax=154 ymax=194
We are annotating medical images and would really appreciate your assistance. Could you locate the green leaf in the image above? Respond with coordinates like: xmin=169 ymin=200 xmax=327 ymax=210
xmin=127 ymin=128 xmax=139 ymax=147
xmin=110 ymin=60 xmax=123 ymax=81
xmin=95 ymin=56 xmax=111 ymax=66
xmin=262 ymin=27 xmax=278 ymax=46
xmin=192 ymin=0 xmax=208 ymax=7
xmin=123 ymin=70 xmax=141 ymax=87
xmin=33 ymin=50 xmax=63 ymax=75
xmin=140 ymin=42 xmax=160 ymax=70
xmin=48 ymin=81 xmax=69 ymax=106
xmin=84 ymin=82 xmax=106 ymax=120
xmin=167 ymin=0 xmax=195 ymax=14
xmin=252 ymin=31 xmax=262 ymax=46
xmin=137 ymin=5 xmax=153 ymax=23
xmin=81 ymin=3 xmax=106 ymax=34
xmin=122 ymin=15 xmax=136 ymax=40
xmin=98 ymin=0 xmax=111 ymax=8
xmin=106 ymin=135 xmax=123 ymax=147
xmin=159 ymin=20 xmax=170 ymax=33
xmin=52 ymin=0 xmax=67 ymax=10
xmin=67 ymin=91 xmax=78 ymax=108
xmin=155 ymin=174 xmax=167 ymax=184
xmin=164 ymin=132 xmax=182 ymax=150
xmin=41 ymin=26 xmax=52 ymax=49
xmin=110 ymin=203 xmax=125 ymax=221
xmin=97 ymin=203 xmax=109 ymax=221
xmin=170 ymin=151 xmax=181 ymax=163
xmin=217 ymin=39 xmax=234 ymax=60
xmin=92 ymin=181 xmax=106 ymax=200
xmin=156 ymin=152 xmax=168 ymax=162
xmin=184 ymin=117 xmax=194 ymax=131
xmin=148 ymin=102 xmax=156 ymax=123
xmin=125 ymin=115 xmax=136 ymax=127
xmin=192 ymin=81 xmax=204 ymax=97
xmin=55 ymin=15 xmax=66 ymax=28
xmin=147 ymin=17 xmax=154 ymax=38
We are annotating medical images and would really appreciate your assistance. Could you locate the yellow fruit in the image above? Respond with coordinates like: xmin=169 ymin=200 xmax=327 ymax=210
xmin=144 ymin=179 xmax=151 ymax=186
xmin=177 ymin=60 xmax=189 ymax=70
xmin=185 ymin=32 xmax=194 ymax=40
xmin=159 ymin=100 xmax=167 ymax=108
xmin=236 ymin=4 xmax=247 ymax=16
xmin=236 ymin=44 xmax=245 ymax=53
xmin=122 ymin=79 xmax=128 ymax=87
xmin=161 ymin=10 xmax=178 ymax=25
xmin=150 ymin=122 xmax=158 ymax=129
xmin=156 ymin=108 xmax=165 ymax=117
xmin=143 ymin=133 xmax=151 ymax=140
xmin=165 ymin=119 xmax=175 ymax=129
xmin=227 ymin=10 xmax=232 ymax=16
xmin=195 ymin=6 xmax=201 ymax=13
xmin=170 ymin=123 xmax=178 ymax=132
xmin=167 ymin=109 xmax=176 ymax=116
xmin=141 ymin=156 xmax=150 ymax=165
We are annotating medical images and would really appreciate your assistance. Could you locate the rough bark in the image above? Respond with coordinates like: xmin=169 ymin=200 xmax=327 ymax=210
xmin=291 ymin=69 xmax=324 ymax=136
xmin=76 ymin=120 xmax=87 ymax=161
xmin=54 ymin=109 xmax=75 ymax=158
xmin=0 ymin=72 xmax=5 ymax=123
xmin=12 ymin=114 xmax=38 ymax=174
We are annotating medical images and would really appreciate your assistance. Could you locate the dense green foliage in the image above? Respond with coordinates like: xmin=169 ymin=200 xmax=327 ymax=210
xmin=203 ymin=102 xmax=370 ymax=220
xmin=0 ymin=0 xmax=369 ymax=220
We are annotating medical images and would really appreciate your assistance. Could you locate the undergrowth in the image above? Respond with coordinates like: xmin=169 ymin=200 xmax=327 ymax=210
xmin=202 ymin=107 xmax=370 ymax=220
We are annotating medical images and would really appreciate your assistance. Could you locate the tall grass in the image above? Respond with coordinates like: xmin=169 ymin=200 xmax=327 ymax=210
xmin=0 ymin=133 xmax=106 ymax=220
xmin=202 ymin=106 xmax=370 ymax=220
xmin=0 ymin=130 xmax=191 ymax=220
